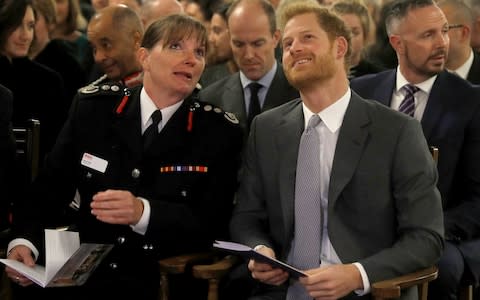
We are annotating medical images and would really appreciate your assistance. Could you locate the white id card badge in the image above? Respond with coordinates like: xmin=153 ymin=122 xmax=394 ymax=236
xmin=81 ymin=153 xmax=108 ymax=173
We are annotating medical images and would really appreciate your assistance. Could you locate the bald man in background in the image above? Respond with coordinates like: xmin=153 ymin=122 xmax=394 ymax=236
xmin=85 ymin=4 xmax=144 ymax=89
xmin=140 ymin=0 xmax=184 ymax=28
xmin=438 ymin=0 xmax=480 ymax=84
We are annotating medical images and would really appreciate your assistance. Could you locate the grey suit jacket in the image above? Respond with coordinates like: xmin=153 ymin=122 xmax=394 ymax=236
xmin=197 ymin=63 xmax=299 ymax=134
xmin=230 ymin=92 xmax=444 ymax=299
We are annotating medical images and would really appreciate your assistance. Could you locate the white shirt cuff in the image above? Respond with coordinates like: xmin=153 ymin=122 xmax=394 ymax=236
xmin=353 ymin=262 xmax=371 ymax=295
xmin=130 ymin=197 xmax=150 ymax=235
xmin=7 ymin=238 xmax=39 ymax=261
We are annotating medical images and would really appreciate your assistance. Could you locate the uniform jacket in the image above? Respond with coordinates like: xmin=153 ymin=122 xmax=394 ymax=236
xmin=13 ymin=84 xmax=243 ymax=298
xmin=197 ymin=63 xmax=299 ymax=135
xmin=351 ymin=69 xmax=480 ymax=281
xmin=230 ymin=93 xmax=444 ymax=300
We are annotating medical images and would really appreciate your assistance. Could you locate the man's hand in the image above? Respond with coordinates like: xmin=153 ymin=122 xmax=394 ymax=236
xmin=5 ymin=245 xmax=35 ymax=287
xmin=299 ymin=264 xmax=363 ymax=300
xmin=91 ymin=189 xmax=144 ymax=225
xmin=248 ymin=246 xmax=289 ymax=286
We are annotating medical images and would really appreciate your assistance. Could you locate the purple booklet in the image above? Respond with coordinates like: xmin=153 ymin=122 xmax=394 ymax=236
xmin=213 ymin=240 xmax=307 ymax=279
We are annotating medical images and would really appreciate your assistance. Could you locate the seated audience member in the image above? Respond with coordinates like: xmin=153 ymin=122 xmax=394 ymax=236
xmin=230 ymin=1 xmax=443 ymax=299
xmin=0 ymin=84 xmax=15 ymax=237
xmin=198 ymin=0 xmax=299 ymax=138
xmin=331 ymin=0 xmax=383 ymax=79
xmin=364 ymin=0 xmax=398 ymax=69
xmin=5 ymin=14 xmax=243 ymax=300
xmin=140 ymin=0 xmax=184 ymax=29
xmin=350 ymin=1 xmax=480 ymax=299
xmin=51 ymin=0 xmax=94 ymax=75
xmin=109 ymin=0 xmax=142 ymax=14
xmin=438 ymin=0 xmax=480 ymax=84
xmin=471 ymin=0 xmax=480 ymax=52
xmin=0 ymin=0 xmax=68 ymax=161
xmin=200 ymin=2 xmax=239 ymax=88
xmin=85 ymin=5 xmax=144 ymax=88
xmin=30 ymin=0 xmax=87 ymax=101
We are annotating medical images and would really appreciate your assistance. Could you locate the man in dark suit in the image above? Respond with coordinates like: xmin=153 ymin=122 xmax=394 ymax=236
xmin=0 ymin=84 xmax=15 ymax=238
xmin=438 ymin=0 xmax=480 ymax=84
xmin=198 ymin=0 xmax=299 ymax=136
xmin=350 ymin=1 xmax=480 ymax=299
xmin=230 ymin=2 xmax=443 ymax=300
xmin=5 ymin=15 xmax=243 ymax=300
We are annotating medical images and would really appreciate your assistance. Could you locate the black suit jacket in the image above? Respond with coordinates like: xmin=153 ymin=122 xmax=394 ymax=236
xmin=0 ymin=84 xmax=15 ymax=231
xmin=197 ymin=63 xmax=299 ymax=136
xmin=351 ymin=69 xmax=480 ymax=281
xmin=13 ymin=85 xmax=243 ymax=299
xmin=467 ymin=51 xmax=480 ymax=85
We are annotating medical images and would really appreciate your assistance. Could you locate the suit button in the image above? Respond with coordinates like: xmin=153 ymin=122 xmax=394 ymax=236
xmin=143 ymin=244 xmax=154 ymax=250
xmin=109 ymin=262 xmax=118 ymax=269
xmin=86 ymin=172 xmax=92 ymax=179
xmin=117 ymin=236 xmax=126 ymax=244
xmin=131 ymin=168 xmax=141 ymax=178
xmin=180 ymin=190 xmax=187 ymax=197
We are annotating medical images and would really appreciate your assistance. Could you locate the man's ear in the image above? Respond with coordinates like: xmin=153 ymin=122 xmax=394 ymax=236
xmin=133 ymin=31 xmax=142 ymax=49
xmin=272 ymin=29 xmax=281 ymax=48
xmin=389 ymin=34 xmax=403 ymax=55
xmin=335 ymin=36 xmax=348 ymax=59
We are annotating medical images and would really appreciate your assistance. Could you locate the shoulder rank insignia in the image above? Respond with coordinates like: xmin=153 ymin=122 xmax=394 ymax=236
xmin=224 ymin=112 xmax=239 ymax=124
xmin=79 ymin=85 xmax=100 ymax=94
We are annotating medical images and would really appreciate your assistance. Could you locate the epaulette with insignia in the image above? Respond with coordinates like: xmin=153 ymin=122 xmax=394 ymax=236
xmin=79 ymin=82 xmax=123 ymax=96
xmin=196 ymin=101 xmax=240 ymax=125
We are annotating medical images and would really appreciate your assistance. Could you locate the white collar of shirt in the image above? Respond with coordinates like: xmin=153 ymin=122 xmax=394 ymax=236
xmin=395 ymin=67 xmax=437 ymax=95
xmin=393 ymin=67 xmax=436 ymax=120
xmin=301 ymin=88 xmax=351 ymax=133
xmin=140 ymin=87 xmax=183 ymax=134
xmin=240 ymin=60 xmax=278 ymax=89
xmin=451 ymin=49 xmax=474 ymax=80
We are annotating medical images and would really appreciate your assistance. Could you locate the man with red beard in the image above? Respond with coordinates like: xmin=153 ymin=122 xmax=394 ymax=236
xmin=351 ymin=1 xmax=480 ymax=299
xmin=82 ymin=4 xmax=144 ymax=91
xmin=229 ymin=1 xmax=443 ymax=300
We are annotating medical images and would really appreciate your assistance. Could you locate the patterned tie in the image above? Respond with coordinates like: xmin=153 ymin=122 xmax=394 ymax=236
xmin=143 ymin=110 xmax=162 ymax=149
xmin=287 ymin=114 xmax=322 ymax=300
xmin=398 ymin=84 xmax=419 ymax=117
xmin=247 ymin=82 xmax=262 ymax=127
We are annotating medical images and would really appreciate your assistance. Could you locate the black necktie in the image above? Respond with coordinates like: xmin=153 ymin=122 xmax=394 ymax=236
xmin=247 ymin=82 xmax=262 ymax=127
xmin=143 ymin=110 xmax=162 ymax=149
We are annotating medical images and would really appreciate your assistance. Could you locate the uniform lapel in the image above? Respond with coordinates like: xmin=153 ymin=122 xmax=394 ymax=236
xmin=328 ymin=93 xmax=370 ymax=208
xmin=111 ymin=88 xmax=143 ymax=160
xmin=275 ymin=100 xmax=303 ymax=243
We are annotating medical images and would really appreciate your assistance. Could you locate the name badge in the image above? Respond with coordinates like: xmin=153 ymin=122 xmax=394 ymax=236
xmin=81 ymin=153 xmax=108 ymax=173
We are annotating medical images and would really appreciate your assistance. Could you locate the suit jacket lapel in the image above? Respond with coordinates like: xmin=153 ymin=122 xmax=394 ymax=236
xmin=373 ymin=70 xmax=397 ymax=106
xmin=111 ymin=88 xmax=143 ymax=160
xmin=275 ymin=100 xmax=303 ymax=242
xmin=329 ymin=93 xmax=370 ymax=207
xmin=222 ymin=74 xmax=247 ymax=129
xmin=421 ymin=71 xmax=449 ymax=140
xmin=264 ymin=65 xmax=295 ymax=110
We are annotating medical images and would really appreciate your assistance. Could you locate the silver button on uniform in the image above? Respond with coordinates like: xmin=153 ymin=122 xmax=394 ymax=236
xmin=131 ymin=168 xmax=140 ymax=178
xmin=117 ymin=236 xmax=125 ymax=244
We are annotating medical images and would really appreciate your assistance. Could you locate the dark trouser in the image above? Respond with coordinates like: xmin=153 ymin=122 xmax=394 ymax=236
xmin=428 ymin=241 xmax=465 ymax=300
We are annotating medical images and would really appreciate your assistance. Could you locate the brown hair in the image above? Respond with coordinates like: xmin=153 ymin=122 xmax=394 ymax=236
xmin=32 ymin=0 xmax=57 ymax=26
xmin=279 ymin=1 xmax=352 ymax=69
xmin=141 ymin=14 xmax=207 ymax=52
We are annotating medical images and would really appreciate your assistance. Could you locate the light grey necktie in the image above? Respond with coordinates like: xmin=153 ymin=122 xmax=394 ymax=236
xmin=287 ymin=114 xmax=322 ymax=300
